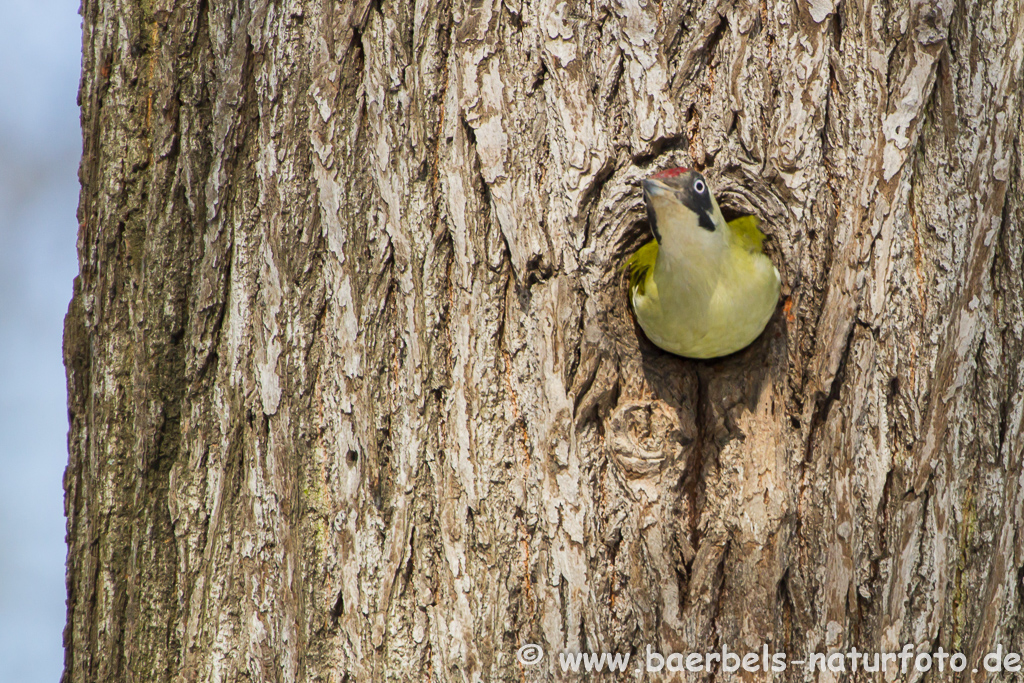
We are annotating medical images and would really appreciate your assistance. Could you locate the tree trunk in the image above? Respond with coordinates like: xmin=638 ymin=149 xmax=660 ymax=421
xmin=64 ymin=0 xmax=1024 ymax=680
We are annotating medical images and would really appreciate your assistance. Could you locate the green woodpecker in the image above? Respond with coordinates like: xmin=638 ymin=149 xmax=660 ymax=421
xmin=625 ymin=168 xmax=780 ymax=359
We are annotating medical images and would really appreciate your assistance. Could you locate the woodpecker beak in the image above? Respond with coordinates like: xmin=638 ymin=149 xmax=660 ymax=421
xmin=641 ymin=178 xmax=672 ymax=198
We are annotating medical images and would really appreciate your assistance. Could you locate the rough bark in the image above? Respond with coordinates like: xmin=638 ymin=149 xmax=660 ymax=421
xmin=64 ymin=0 xmax=1024 ymax=681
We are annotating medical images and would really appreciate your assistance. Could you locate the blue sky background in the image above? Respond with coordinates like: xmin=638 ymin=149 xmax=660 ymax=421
xmin=0 ymin=1 xmax=83 ymax=681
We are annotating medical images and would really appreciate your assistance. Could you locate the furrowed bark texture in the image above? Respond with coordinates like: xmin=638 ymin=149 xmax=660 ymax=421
xmin=64 ymin=0 xmax=1024 ymax=680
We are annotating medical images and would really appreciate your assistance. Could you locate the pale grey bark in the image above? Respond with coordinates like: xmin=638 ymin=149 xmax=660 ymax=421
xmin=64 ymin=0 xmax=1024 ymax=681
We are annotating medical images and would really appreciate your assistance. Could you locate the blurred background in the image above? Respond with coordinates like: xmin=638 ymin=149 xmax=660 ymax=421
xmin=0 ymin=1 xmax=82 ymax=681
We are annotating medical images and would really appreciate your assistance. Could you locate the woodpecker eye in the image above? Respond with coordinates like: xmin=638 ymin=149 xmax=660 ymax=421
xmin=694 ymin=179 xmax=706 ymax=194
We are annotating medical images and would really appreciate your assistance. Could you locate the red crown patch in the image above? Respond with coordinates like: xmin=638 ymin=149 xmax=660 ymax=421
xmin=651 ymin=167 xmax=689 ymax=179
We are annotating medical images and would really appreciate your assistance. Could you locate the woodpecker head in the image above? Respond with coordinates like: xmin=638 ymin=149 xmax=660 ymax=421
xmin=642 ymin=168 xmax=727 ymax=254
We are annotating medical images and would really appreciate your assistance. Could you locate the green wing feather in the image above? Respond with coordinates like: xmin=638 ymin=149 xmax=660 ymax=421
xmin=727 ymin=215 xmax=767 ymax=253
xmin=623 ymin=239 xmax=658 ymax=295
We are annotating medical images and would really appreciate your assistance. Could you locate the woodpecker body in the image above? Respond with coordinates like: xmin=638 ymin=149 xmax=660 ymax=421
xmin=626 ymin=168 xmax=780 ymax=359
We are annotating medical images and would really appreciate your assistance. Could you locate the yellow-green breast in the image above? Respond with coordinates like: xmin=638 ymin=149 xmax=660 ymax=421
xmin=625 ymin=217 xmax=780 ymax=359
